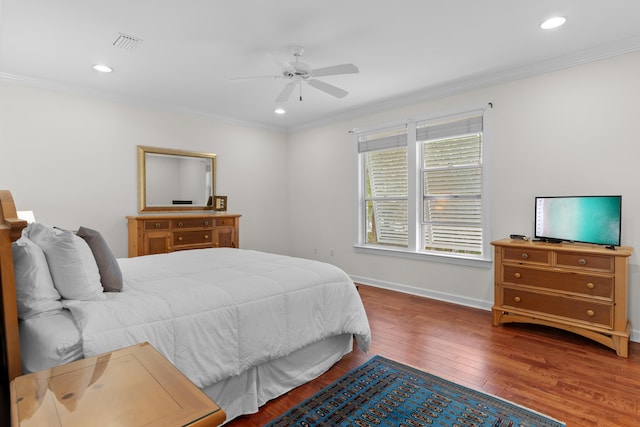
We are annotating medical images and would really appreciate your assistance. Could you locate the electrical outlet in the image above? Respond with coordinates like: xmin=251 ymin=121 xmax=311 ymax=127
xmin=313 ymin=248 xmax=318 ymax=254
xmin=330 ymin=248 xmax=334 ymax=256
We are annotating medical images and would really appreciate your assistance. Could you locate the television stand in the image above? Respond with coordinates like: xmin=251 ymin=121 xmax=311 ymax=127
xmin=491 ymin=238 xmax=633 ymax=357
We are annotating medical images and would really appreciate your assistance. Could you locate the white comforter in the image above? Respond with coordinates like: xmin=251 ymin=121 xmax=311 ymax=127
xmin=63 ymin=248 xmax=371 ymax=389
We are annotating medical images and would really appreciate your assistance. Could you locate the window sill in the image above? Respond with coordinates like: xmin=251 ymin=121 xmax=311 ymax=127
xmin=353 ymin=245 xmax=492 ymax=268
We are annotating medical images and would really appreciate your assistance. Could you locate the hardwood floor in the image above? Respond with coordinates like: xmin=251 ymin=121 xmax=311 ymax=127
xmin=226 ymin=284 xmax=640 ymax=427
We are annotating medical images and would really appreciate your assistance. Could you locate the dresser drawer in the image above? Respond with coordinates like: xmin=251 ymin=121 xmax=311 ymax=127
xmin=502 ymin=287 xmax=613 ymax=328
xmin=143 ymin=220 xmax=171 ymax=231
xmin=172 ymin=218 xmax=214 ymax=229
xmin=173 ymin=230 xmax=212 ymax=247
xmin=503 ymin=247 xmax=551 ymax=265
xmin=555 ymin=252 xmax=614 ymax=273
xmin=502 ymin=265 xmax=613 ymax=299
xmin=503 ymin=288 xmax=613 ymax=328
xmin=215 ymin=217 xmax=236 ymax=227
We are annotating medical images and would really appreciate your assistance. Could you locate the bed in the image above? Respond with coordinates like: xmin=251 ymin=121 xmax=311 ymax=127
xmin=0 ymin=189 xmax=371 ymax=423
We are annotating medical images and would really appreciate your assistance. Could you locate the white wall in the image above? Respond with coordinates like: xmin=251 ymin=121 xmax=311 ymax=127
xmin=287 ymin=52 xmax=640 ymax=340
xmin=0 ymin=81 xmax=290 ymax=257
xmin=1 ymin=52 xmax=639 ymax=341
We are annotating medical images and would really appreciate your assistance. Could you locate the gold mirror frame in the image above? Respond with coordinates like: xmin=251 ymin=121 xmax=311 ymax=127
xmin=137 ymin=145 xmax=216 ymax=212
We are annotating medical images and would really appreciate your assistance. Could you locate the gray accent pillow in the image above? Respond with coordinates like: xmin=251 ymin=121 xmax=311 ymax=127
xmin=76 ymin=226 xmax=123 ymax=292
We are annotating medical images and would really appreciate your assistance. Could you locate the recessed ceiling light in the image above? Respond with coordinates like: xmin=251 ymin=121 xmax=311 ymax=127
xmin=540 ymin=16 xmax=566 ymax=30
xmin=274 ymin=108 xmax=286 ymax=115
xmin=93 ymin=64 xmax=113 ymax=73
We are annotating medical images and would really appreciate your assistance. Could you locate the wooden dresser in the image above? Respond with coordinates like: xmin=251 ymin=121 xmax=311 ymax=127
xmin=491 ymin=238 xmax=633 ymax=357
xmin=127 ymin=213 xmax=240 ymax=257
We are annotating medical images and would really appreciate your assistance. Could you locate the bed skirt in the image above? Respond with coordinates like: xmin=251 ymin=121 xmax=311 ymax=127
xmin=20 ymin=313 xmax=355 ymax=424
xmin=203 ymin=333 xmax=354 ymax=424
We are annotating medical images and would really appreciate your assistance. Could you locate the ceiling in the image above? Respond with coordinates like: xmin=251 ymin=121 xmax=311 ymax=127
xmin=1 ymin=1 xmax=640 ymax=131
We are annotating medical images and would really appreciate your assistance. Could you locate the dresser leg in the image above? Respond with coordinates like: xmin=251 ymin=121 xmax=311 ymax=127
xmin=613 ymin=323 xmax=630 ymax=357
xmin=491 ymin=308 xmax=502 ymax=326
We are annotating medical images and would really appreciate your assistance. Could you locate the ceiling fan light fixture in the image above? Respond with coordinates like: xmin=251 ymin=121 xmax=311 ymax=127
xmin=540 ymin=16 xmax=566 ymax=30
xmin=92 ymin=64 xmax=113 ymax=73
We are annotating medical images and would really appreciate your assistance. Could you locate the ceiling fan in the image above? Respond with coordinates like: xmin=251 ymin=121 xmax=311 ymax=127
xmin=231 ymin=46 xmax=359 ymax=102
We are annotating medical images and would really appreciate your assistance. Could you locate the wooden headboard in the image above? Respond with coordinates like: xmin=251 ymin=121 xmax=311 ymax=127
xmin=0 ymin=190 xmax=27 ymax=391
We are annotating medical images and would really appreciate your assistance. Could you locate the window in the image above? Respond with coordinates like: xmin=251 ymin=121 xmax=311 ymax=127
xmin=362 ymin=127 xmax=408 ymax=247
xmin=355 ymin=107 xmax=490 ymax=265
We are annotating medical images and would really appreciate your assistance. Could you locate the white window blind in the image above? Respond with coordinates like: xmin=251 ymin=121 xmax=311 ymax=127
xmin=418 ymin=113 xmax=483 ymax=255
xmin=359 ymin=127 xmax=408 ymax=247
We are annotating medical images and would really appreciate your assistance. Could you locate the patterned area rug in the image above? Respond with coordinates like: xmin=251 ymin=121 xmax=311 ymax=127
xmin=264 ymin=355 xmax=565 ymax=427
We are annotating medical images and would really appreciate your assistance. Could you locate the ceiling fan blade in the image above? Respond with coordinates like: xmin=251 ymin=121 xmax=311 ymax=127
xmin=275 ymin=82 xmax=297 ymax=103
xmin=307 ymin=79 xmax=349 ymax=98
xmin=311 ymin=63 xmax=359 ymax=78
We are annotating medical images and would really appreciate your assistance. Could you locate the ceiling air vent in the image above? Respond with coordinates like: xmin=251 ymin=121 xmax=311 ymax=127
xmin=113 ymin=33 xmax=143 ymax=50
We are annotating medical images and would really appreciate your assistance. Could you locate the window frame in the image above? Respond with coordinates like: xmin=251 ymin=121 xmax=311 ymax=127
xmin=353 ymin=105 xmax=492 ymax=268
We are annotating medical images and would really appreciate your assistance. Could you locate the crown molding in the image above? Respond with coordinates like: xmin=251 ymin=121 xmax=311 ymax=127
xmin=0 ymin=72 xmax=287 ymax=134
xmin=288 ymin=35 xmax=640 ymax=133
xmin=2 ymin=34 xmax=639 ymax=135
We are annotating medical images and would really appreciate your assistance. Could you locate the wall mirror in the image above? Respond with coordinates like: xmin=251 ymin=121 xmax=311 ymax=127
xmin=138 ymin=145 xmax=216 ymax=212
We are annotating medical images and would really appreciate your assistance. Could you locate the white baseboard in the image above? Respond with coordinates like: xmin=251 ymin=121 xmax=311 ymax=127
xmin=350 ymin=275 xmax=493 ymax=311
xmin=350 ymin=274 xmax=639 ymax=344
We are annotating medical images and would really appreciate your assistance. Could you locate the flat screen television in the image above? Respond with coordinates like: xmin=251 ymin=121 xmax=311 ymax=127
xmin=534 ymin=195 xmax=621 ymax=247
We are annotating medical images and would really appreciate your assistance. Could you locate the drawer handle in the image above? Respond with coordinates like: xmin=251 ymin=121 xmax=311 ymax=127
xmin=586 ymin=282 xmax=595 ymax=289
xmin=204 ymin=221 xmax=209 ymax=226
xmin=578 ymin=258 xmax=586 ymax=265
xmin=521 ymin=253 xmax=529 ymax=260
xmin=587 ymin=309 xmax=595 ymax=317
xmin=178 ymin=222 xmax=184 ymax=227
xmin=178 ymin=237 xmax=183 ymax=241
xmin=155 ymin=223 xmax=161 ymax=229
xmin=514 ymin=273 xmax=521 ymax=279
xmin=204 ymin=235 xmax=209 ymax=239
xmin=514 ymin=296 xmax=521 ymax=303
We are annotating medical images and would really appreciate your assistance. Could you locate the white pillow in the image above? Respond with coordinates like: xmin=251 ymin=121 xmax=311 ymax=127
xmin=28 ymin=223 xmax=105 ymax=301
xmin=20 ymin=310 xmax=83 ymax=373
xmin=12 ymin=236 xmax=63 ymax=319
